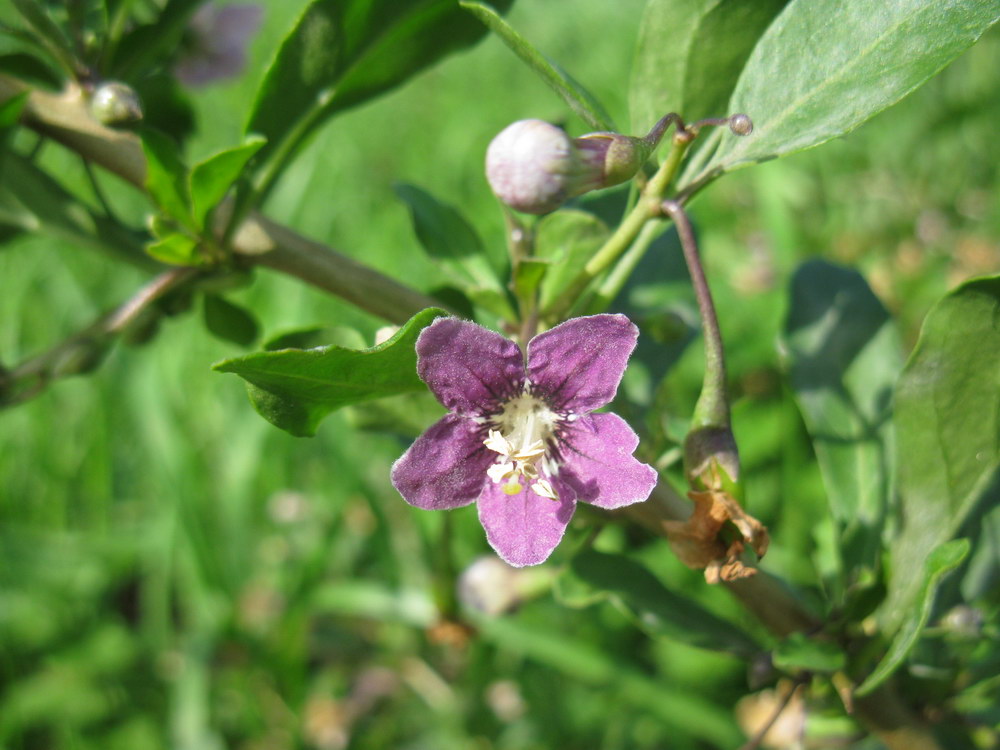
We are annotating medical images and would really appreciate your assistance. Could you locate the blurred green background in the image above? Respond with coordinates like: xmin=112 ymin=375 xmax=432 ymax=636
xmin=1 ymin=1 xmax=998 ymax=748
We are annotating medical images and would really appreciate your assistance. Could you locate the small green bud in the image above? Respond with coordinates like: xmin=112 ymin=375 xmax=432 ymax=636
xmin=485 ymin=119 xmax=651 ymax=215
xmin=89 ymin=82 xmax=143 ymax=127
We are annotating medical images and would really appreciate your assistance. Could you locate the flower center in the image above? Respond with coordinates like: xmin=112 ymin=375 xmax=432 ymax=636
xmin=483 ymin=391 xmax=560 ymax=500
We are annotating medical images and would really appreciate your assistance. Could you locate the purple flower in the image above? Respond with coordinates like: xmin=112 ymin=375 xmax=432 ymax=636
xmin=391 ymin=314 xmax=658 ymax=567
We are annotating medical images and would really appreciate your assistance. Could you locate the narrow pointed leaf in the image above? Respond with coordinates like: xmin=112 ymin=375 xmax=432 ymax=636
xmin=460 ymin=1 xmax=614 ymax=131
xmin=141 ymin=129 xmax=195 ymax=229
xmin=213 ymin=308 xmax=447 ymax=437
xmin=145 ymin=233 xmax=199 ymax=265
xmin=858 ymin=538 xmax=970 ymax=696
xmin=395 ymin=183 xmax=513 ymax=319
xmin=190 ymin=136 xmax=266 ymax=228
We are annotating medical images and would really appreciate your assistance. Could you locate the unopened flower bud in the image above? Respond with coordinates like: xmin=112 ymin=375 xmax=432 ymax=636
xmin=89 ymin=81 xmax=143 ymax=126
xmin=485 ymin=119 xmax=650 ymax=215
xmin=728 ymin=113 xmax=753 ymax=136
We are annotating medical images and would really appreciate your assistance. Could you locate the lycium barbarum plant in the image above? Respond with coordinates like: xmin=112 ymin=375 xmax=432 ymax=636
xmin=3 ymin=1 xmax=998 ymax=748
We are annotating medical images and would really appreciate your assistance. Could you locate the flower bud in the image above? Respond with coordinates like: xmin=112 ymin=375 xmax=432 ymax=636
xmin=485 ymin=119 xmax=650 ymax=215
xmin=89 ymin=81 xmax=143 ymax=127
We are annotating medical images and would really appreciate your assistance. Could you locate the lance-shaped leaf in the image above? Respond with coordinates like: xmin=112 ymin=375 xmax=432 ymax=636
xmin=858 ymin=538 xmax=970 ymax=696
xmin=535 ymin=209 xmax=609 ymax=312
xmin=395 ymin=183 xmax=513 ymax=319
xmin=629 ymin=0 xmax=787 ymax=132
xmin=881 ymin=276 xmax=1000 ymax=633
xmin=460 ymin=1 xmax=613 ymax=131
xmin=556 ymin=549 xmax=760 ymax=656
xmin=782 ymin=261 xmax=903 ymax=580
xmin=141 ymin=129 xmax=195 ymax=230
xmin=680 ymin=0 xmax=1000 ymax=189
xmin=190 ymin=136 xmax=266 ymax=228
xmin=246 ymin=0 xmax=513 ymax=169
xmin=213 ymin=308 xmax=447 ymax=436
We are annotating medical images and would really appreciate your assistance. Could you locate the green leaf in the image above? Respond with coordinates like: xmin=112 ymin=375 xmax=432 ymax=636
xmin=10 ymin=0 xmax=78 ymax=75
xmin=0 ymin=91 xmax=28 ymax=135
xmin=881 ymin=276 xmax=1000 ymax=632
xmin=394 ymin=183 xmax=513 ymax=319
xmin=557 ymin=549 xmax=760 ymax=656
xmin=512 ymin=258 xmax=549 ymax=303
xmin=460 ymin=1 xmax=614 ymax=131
xmin=202 ymin=295 xmax=259 ymax=347
xmin=858 ymin=538 xmax=970 ymax=696
xmin=535 ymin=209 xmax=610 ymax=311
xmin=629 ymin=0 xmax=787 ymax=132
xmin=782 ymin=261 xmax=903 ymax=578
xmin=772 ymin=631 xmax=846 ymax=674
xmin=140 ymin=129 xmax=194 ymax=229
xmin=0 ymin=54 xmax=61 ymax=90
xmin=246 ymin=0 xmax=513 ymax=168
xmin=145 ymin=233 xmax=199 ymax=265
xmin=681 ymin=0 xmax=1000 ymax=189
xmin=213 ymin=307 xmax=447 ymax=437
xmin=189 ymin=136 xmax=266 ymax=228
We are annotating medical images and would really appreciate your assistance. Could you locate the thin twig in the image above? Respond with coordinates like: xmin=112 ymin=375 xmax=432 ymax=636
xmin=660 ymin=199 xmax=728 ymax=429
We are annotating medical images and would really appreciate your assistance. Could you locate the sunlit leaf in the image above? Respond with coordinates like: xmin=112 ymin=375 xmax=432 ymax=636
xmin=190 ymin=136 xmax=266 ymax=228
xmin=213 ymin=307 xmax=447 ymax=437
xmin=681 ymin=0 xmax=1000 ymax=189
xmin=629 ymin=0 xmax=787 ymax=132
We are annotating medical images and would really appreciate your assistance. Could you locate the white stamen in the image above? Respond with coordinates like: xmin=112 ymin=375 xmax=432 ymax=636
xmin=482 ymin=392 xmax=562 ymax=501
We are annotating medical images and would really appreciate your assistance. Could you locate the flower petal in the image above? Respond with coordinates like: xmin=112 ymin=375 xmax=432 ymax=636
xmin=556 ymin=413 xmax=657 ymax=509
xmin=527 ymin=314 xmax=637 ymax=413
xmin=391 ymin=414 xmax=492 ymax=510
xmin=478 ymin=480 xmax=576 ymax=567
xmin=417 ymin=318 xmax=525 ymax=415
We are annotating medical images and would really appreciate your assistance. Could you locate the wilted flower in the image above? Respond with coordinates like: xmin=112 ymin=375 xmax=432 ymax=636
xmin=174 ymin=3 xmax=263 ymax=87
xmin=391 ymin=314 xmax=657 ymax=566
xmin=485 ymin=119 xmax=652 ymax=214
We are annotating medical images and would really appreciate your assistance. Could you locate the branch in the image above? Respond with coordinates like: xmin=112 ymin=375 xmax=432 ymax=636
xmin=0 ymin=75 xmax=445 ymax=325
xmin=1 ymin=268 xmax=196 ymax=407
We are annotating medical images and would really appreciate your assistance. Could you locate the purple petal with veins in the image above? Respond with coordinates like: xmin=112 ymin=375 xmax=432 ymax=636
xmin=527 ymin=314 xmax=638 ymax=413
xmin=391 ymin=414 xmax=493 ymax=510
xmin=556 ymin=413 xmax=659 ymax=509
xmin=477 ymin=479 xmax=576 ymax=567
xmin=416 ymin=318 xmax=525 ymax=415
